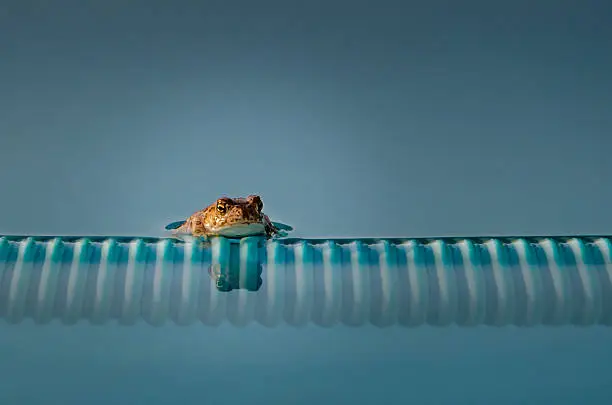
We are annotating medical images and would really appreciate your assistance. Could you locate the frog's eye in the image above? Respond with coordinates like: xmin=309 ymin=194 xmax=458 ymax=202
xmin=216 ymin=202 xmax=227 ymax=214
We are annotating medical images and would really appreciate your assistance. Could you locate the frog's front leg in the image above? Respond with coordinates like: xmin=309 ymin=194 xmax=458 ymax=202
xmin=262 ymin=214 xmax=278 ymax=237
xmin=263 ymin=215 xmax=291 ymax=238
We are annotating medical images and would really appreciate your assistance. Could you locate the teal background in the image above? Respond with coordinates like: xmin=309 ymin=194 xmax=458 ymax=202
xmin=1 ymin=1 xmax=611 ymax=403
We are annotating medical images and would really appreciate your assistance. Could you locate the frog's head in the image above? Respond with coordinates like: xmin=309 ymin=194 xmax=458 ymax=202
xmin=198 ymin=195 xmax=267 ymax=237
xmin=168 ymin=194 xmax=292 ymax=238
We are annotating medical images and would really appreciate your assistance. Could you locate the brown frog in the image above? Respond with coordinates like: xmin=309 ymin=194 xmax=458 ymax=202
xmin=165 ymin=195 xmax=292 ymax=239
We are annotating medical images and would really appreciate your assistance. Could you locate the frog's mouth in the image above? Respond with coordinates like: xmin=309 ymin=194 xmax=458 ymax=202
xmin=214 ymin=222 xmax=266 ymax=237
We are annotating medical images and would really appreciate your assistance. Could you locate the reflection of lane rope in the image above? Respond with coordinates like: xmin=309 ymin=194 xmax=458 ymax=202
xmin=0 ymin=236 xmax=611 ymax=327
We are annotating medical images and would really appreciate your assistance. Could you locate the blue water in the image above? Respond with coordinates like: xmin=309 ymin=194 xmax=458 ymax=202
xmin=1 ymin=236 xmax=612 ymax=404
xmin=2 ymin=1 xmax=612 ymax=403
xmin=2 ymin=322 xmax=611 ymax=404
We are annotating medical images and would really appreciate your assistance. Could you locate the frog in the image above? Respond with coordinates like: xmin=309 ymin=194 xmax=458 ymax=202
xmin=164 ymin=194 xmax=292 ymax=239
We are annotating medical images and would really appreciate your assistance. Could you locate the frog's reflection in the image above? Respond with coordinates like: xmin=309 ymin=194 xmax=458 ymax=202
xmin=207 ymin=261 xmax=263 ymax=292
xmin=202 ymin=235 xmax=266 ymax=292
xmin=171 ymin=217 xmax=289 ymax=292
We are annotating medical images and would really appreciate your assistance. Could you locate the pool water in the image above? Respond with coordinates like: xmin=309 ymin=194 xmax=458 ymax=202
xmin=1 ymin=236 xmax=611 ymax=404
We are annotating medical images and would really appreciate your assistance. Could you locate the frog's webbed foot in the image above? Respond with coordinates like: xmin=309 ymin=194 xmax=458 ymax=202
xmin=272 ymin=229 xmax=289 ymax=238
xmin=271 ymin=224 xmax=292 ymax=238
xmin=271 ymin=222 xmax=293 ymax=232
xmin=263 ymin=215 xmax=293 ymax=238
xmin=165 ymin=220 xmax=186 ymax=230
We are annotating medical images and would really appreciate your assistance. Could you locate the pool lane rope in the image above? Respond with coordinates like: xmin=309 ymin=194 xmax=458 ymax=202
xmin=0 ymin=235 xmax=611 ymax=327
